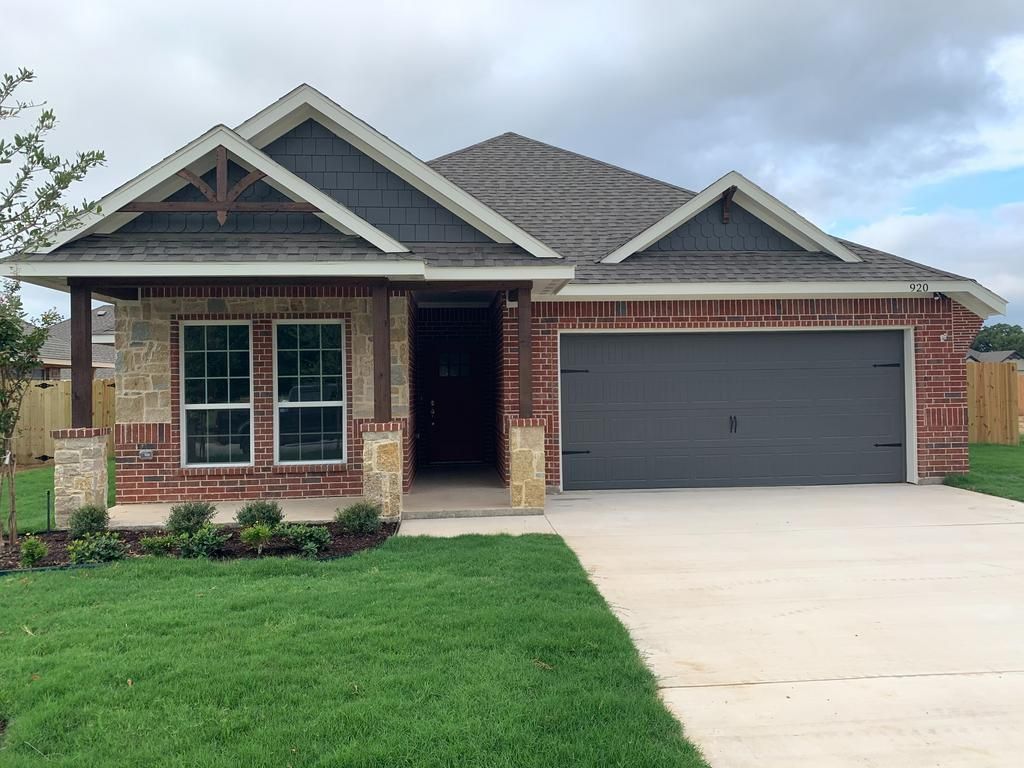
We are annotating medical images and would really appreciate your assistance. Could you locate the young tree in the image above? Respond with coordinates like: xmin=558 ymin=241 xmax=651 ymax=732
xmin=0 ymin=68 xmax=104 ymax=547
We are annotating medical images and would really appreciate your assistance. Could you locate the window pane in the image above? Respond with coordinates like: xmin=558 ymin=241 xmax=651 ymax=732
xmin=298 ymin=377 xmax=321 ymax=401
xmin=229 ymin=378 xmax=250 ymax=403
xmin=322 ymin=377 xmax=342 ymax=401
xmin=228 ymin=324 xmax=249 ymax=350
xmin=184 ymin=379 xmax=206 ymax=405
xmin=185 ymin=408 xmax=250 ymax=465
xmin=207 ymin=378 xmax=228 ymax=402
xmin=299 ymin=324 xmax=320 ymax=349
xmin=206 ymin=325 xmax=227 ymax=350
xmin=184 ymin=352 xmax=205 ymax=378
xmin=277 ymin=405 xmax=344 ymax=463
xmin=206 ymin=351 xmax=228 ymax=378
xmin=277 ymin=350 xmax=298 ymax=377
xmin=183 ymin=325 xmax=205 ymax=351
xmin=278 ymin=377 xmax=298 ymax=402
xmin=321 ymin=324 xmax=341 ymax=349
xmin=228 ymin=351 xmax=249 ymax=377
xmin=277 ymin=324 xmax=298 ymax=349
xmin=322 ymin=349 xmax=342 ymax=375
xmin=299 ymin=349 xmax=321 ymax=375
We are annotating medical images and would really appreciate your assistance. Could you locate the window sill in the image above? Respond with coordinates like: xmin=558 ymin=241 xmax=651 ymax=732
xmin=179 ymin=464 xmax=255 ymax=477
xmin=271 ymin=462 xmax=348 ymax=474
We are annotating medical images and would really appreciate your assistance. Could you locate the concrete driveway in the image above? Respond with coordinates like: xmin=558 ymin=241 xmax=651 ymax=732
xmin=545 ymin=484 xmax=1024 ymax=768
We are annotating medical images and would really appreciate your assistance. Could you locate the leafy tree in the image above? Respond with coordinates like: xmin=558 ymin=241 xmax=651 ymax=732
xmin=0 ymin=69 xmax=104 ymax=546
xmin=972 ymin=323 xmax=1024 ymax=357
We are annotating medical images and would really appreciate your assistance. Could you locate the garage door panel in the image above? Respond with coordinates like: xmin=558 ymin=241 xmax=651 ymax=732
xmin=560 ymin=331 xmax=906 ymax=490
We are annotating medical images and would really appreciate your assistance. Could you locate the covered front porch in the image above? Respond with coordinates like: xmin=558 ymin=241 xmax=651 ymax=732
xmin=55 ymin=277 xmax=549 ymax=526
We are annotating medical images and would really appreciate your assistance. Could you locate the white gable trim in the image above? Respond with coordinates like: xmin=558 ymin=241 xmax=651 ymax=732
xmin=602 ymin=171 xmax=862 ymax=264
xmin=235 ymin=84 xmax=561 ymax=259
xmin=40 ymin=125 xmax=409 ymax=255
xmin=554 ymin=279 xmax=1007 ymax=318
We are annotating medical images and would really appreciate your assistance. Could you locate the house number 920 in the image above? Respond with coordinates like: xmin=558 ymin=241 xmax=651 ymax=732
xmin=909 ymin=283 xmax=929 ymax=292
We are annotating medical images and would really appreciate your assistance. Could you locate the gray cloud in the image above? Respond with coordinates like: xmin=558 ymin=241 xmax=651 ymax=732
xmin=3 ymin=0 xmax=1023 ymax=321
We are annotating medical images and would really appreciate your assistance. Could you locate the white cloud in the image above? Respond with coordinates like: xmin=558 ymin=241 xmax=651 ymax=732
xmin=846 ymin=203 xmax=1024 ymax=324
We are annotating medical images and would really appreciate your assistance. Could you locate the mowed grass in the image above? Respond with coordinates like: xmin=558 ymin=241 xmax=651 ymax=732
xmin=945 ymin=440 xmax=1024 ymax=503
xmin=0 ymin=535 xmax=706 ymax=768
xmin=0 ymin=459 xmax=115 ymax=534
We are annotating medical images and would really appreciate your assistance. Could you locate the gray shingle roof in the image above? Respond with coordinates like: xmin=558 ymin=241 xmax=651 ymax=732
xmin=964 ymin=350 xmax=1022 ymax=362
xmin=429 ymin=133 xmax=694 ymax=262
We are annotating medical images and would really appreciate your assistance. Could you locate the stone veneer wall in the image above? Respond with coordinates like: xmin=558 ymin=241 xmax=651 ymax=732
xmin=114 ymin=285 xmax=411 ymax=503
xmin=497 ymin=296 xmax=983 ymax=487
xmin=507 ymin=418 xmax=546 ymax=509
xmin=360 ymin=422 xmax=403 ymax=520
xmin=52 ymin=427 xmax=110 ymax=527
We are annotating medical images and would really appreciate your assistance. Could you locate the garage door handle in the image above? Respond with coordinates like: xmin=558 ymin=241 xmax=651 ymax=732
xmin=729 ymin=415 xmax=738 ymax=433
xmin=873 ymin=362 xmax=902 ymax=368
xmin=874 ymin=442 xmax=903 ymax=447
xmin=562 ymin=450 xmax=591 ymax=455
xmin=560 ymin=368 xmax=589 ymax=374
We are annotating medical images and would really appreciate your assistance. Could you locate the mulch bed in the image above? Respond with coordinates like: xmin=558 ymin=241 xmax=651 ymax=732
xmin=0 ymin=522 xmax=398 ymax=571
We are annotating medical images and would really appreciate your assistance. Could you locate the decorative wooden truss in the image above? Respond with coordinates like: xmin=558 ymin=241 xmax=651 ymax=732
xmin=118 ymin=146 xmax=318 ymax=224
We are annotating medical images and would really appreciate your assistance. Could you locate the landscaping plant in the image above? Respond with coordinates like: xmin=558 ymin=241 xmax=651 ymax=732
xmin=139 ymin=534 xmax=178 ymax=557
xmin=67 ymin=504 xmax=109 ymax=539
xmin=279 ymin=523 xmax=331 ymax=558
xmin=235 ymin=499 xmax=283 ymax=528
xmin=336 ymin=501 xmax=382 ymax=535
xmin=0 ymin=68 xmax=104 ymax=549
xmin=18 ymin=533 xmax=47 ymax=567
xmin=177 ymin=523 xmax=229 ymax=559
xmin=240 ymin=523 xmax=274 ymax=557
xmin=166 ymin=501 xmax=217 ymax=536
xmin=66 ymin=532 xmax=126 ymax=564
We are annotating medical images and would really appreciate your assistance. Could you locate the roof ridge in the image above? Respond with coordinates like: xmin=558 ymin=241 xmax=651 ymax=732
xmin=431 ymin=131 xmax=696 ymax=196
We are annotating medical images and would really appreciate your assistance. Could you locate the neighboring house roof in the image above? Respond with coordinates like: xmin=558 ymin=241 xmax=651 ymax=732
xmin=965 ymin=350 xmax=1023 ymax=362
xmin=0 ymin=84 xmax=1007 ymax=317
xmin=41 ymin=306 xmax=117 ymax=367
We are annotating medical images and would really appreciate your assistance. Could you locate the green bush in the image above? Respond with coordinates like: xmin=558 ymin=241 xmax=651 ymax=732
xmin=166 ymin=501 xmax=216 ymax=536
xmin=235 ymin=499 xmax=284 ymax=528
xmin=67 ymin=532 xmax=126 ymax=564
xmin=280 ymin=523 xmax=331 ymax=558
xmin=240 ymin=523 xmax=274 ymax=556
xmin=139 ymin=535 xmax=178 ymax=557
xmin=336 ymin=501 xmax=382 ymax=535
xmin=177 ymin=524 xmax=229 ymax=559
xmin=68 ymin=505 xmax=109 ymax=539
xmin=19 ymin=535 xmax=48 ymax=568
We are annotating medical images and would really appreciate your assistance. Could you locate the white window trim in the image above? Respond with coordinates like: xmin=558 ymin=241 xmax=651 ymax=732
xmin=180 ymin=319 xmax=255 ymax=469
xmin=272 ymin=318 xmax=348 ymax=466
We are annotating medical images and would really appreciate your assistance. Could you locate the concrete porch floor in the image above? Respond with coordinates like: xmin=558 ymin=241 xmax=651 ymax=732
xmin=107 ymin=463 xmax=529 ymax=528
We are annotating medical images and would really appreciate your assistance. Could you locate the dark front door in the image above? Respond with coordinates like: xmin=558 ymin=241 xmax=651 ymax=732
xmin=421 ymin=341 xmax=488 ymax=463
xmin=560 ymin=330 xmax=906 ymax=490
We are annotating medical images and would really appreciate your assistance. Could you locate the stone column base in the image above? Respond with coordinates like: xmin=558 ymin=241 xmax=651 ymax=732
xmin=507 ymin=417 xmax=546 ymax=510
xmin=360 ymin=422 xmax=403 ymax=522
xmin=52 ymin=427 xmax=111 ymax=529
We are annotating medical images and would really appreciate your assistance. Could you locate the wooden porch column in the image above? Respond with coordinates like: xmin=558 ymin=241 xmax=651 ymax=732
xmin=518 ymin=283 xmax=533 ymax=418
xmin=372 ymin=283 xmax=392 ymax=421
xmin=69 ymin=280 xmax=93 ymax=428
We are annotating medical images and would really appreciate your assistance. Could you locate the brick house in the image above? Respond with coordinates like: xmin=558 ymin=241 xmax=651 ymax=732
xmin=1 ymin=85 xmax=1005 ymax=524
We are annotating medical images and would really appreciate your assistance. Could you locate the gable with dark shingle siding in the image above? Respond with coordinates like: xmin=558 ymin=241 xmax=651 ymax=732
xmin=264 ymin=119 xmax=491 ymax=243
xmin=642 ymin=202 xmax=802 ymax=252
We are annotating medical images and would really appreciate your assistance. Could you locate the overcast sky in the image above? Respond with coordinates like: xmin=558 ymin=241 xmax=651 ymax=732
xmin=3 ymin=0 xmax=1023 ymax=324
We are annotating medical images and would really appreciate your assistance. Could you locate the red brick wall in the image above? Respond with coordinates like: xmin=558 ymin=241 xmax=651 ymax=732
xmin=497 ymin=297 xmax=983 ymax=487
xmin=116 ymin=284 xmax=412 ymax=504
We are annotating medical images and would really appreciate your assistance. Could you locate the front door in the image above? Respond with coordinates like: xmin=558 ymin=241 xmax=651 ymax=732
xmin=421 ymin=341 xmax=487 ymax=463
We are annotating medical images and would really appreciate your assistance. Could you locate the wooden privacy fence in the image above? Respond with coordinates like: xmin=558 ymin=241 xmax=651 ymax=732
xmin=966 ymin=362 xmax=1020 ymax=445
xmin=11 ymin=380 xmax=116 ymax=466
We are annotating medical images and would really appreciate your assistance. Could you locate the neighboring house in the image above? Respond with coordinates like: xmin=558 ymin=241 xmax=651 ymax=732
xmin=0 ymin=85 xmax=1006 ymax=520
xmin=35 ymin=305 xmax=117 ymax=380
xmin=965 ymin=349 xmax=1023 ymax=371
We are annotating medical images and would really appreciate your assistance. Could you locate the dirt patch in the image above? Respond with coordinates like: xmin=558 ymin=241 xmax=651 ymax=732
xmin=0 ymin=522 xmax=397 ymax=572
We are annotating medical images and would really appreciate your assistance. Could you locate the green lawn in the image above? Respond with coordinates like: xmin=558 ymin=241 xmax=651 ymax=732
xmin=945 ymin=440 xmax=1024 ymax=502
xmin=0 ymin=535 xmax=706 ymax=767
xmin=0 ymin=459 xmax=115 ymax=534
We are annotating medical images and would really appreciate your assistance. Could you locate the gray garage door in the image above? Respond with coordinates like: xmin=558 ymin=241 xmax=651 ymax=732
xmin=560 ymin=331 xmax=906 ymax=490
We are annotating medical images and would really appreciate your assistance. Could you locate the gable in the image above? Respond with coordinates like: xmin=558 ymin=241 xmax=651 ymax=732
xmin=264 ymin=120 xmax=492 ymax=243
xmin=642 ymin=202 xmax=802 ymax=252
xmin=116 ymin=160 xmax=331 ymax=234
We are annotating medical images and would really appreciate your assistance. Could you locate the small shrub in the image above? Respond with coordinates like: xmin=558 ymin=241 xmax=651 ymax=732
xmin=280 ymin=523 xmax=331 ymax=558
xmin=19 ymin=535 xmax=48 ymax=568
xmin=240 ymin=523 xmax=274 ymax=556
xmin=236 ymin=499 xmax=284 ymax=528
xmin=166 ymin=501 xmax=216 ymax=536
xmin=67 ymin=532 xmax=126 ymax=564
xmin=139 ymin=535 xmax=178 ymax=557
xmin=177 ymin=524 xmax=229 ymax=559
xmin=68 ymin=505 xmax=109 ymax=539
xmin=336 ymin=501 xmax=382 ymax=535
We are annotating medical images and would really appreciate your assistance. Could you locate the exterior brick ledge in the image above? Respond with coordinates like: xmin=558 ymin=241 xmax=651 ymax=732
xmin=52 ymin=427 xmax=111 ymax=440
xmin=358 ymin=421 xmax=404 ymax=433
xmin=507 ymin=417 xmax=546 ymax=429
xmin=270 ymin=463 xmax=349 ymax=474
